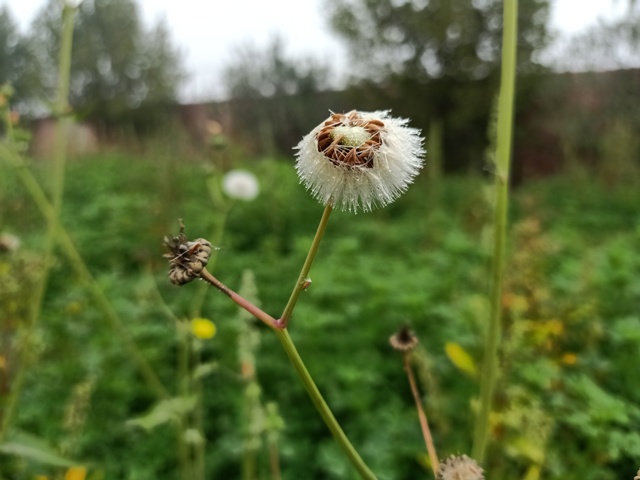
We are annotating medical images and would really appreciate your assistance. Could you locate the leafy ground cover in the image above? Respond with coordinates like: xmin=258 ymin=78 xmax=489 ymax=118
xmin=1 ymin=153 xmax=639 ymax=479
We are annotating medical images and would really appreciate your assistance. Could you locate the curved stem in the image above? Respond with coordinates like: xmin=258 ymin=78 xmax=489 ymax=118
xmin=274 ymin=329 xmax=377 ymax=480
xmin=278 ymin=205 xmax=332 ymax=328
xmin=404 ymin=354 xmax=439 ymax=478
xmin=472 ymin=0 xmax=518 ymax=463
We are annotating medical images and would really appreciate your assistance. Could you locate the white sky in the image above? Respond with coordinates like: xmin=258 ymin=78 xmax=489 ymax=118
xmin=0 ymin=0 xmax=630 ymax=102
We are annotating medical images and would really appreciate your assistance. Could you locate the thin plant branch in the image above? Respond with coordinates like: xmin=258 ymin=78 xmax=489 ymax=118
xmin=274 ymin=328 xmax=378 ymax=480
xmin=472 ymin=0 xmax=518 ymax=463
xmin=404 ymin=353 xmax=439 ymax=478
xmin=199 ymin=268 xmax=279 ymax=328
xmin=278 ymin=204 xmax=332 ymax=328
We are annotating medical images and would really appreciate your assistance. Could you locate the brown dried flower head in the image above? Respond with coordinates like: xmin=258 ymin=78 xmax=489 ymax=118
xmin=389 ymin=326 xmax=419 ymax=352
xmin=437 ymin=454 xmax=484 ymax=480
xmin=163 ymin=221 xmax=212 ymax=285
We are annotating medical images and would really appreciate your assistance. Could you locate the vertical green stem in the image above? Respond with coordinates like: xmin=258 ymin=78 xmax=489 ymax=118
xmin=189 ymin=207 xmax=229 ymax=480
xmin=472 ymin=0 xmax=518 ymax=463
xmin=279 ymin=204 xmax=332 ymax=327
xmin=274 ymin=329 xmax=377 ymax=480
xmin=177 ymin=327 xmax=191 ymax=480
xmin=0 ymin=4 xmax=76 ymax=443
xmin=190 ymin=206 xmax=229 ymax=318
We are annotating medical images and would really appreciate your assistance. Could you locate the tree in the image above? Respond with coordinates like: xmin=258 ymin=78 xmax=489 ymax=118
xmin=221 ymin=36 xmax=333 ymax=154
xmin=0 ymin=7 xmax=39 ymax=107
xmin=548 ymin=4 xmax=640 ymax=72
xmin=324 ymin=0 xmax=551 ymax=170
xmin=30 ymin=0 xmax=183 ymax=132
xmin=223 ymin=36 xmax=330 ymax=99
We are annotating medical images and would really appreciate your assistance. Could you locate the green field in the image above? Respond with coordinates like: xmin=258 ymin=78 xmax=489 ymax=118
xmin=1 ymin=153 xmax=640 ymax=479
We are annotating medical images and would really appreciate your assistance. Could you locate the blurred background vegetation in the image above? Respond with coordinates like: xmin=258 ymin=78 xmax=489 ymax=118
xmin=1 ymin=0 xmax=639 ymax=479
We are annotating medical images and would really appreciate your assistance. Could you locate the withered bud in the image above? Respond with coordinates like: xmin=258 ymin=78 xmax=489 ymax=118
xmin=389 ymin=326 xmax=419 ymax=352
xmin=163 ymin=220 xmax=212 ymax=286
xmin=437 ymin=454 xmax=484 ymax=480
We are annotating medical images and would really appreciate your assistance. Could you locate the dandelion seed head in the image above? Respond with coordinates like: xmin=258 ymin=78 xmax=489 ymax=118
xmin=295 ymin=110 xmax=425 ymax=213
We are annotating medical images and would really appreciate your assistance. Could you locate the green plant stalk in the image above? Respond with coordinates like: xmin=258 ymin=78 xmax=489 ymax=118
xmin=472 ymin=0 xmax=518 ymax=463
xmin=268 ymin=434 xmax=281 ymax=480
xmin=0 ymin=4 xmax=76 ymax=444
xmin=0 ymin=144 xmax=168 ymax=400
xmin=178 ymin=326 xmax=191 ymax=480
xmin=190 ymin=205 xmax=229 ymax=318
xmin=274 ymin=328 xmax=377 ymax=480
xmin=188 ymin=207 xmax=229 ymax=480
xmin=278 ymin=204 xmax=332 ymax=327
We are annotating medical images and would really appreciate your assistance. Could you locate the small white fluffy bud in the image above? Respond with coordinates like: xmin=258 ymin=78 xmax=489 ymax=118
xmin=222 ymin=170 xmax=260 ymax=201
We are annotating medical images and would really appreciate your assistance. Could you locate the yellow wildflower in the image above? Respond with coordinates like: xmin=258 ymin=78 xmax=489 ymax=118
xmin=191 ymin=318 xmax=217 ymax=340
xmin=64 ymin=466 xmax=87 ymax=480
xmin=561 ymin=353 xmax=577 ymax=365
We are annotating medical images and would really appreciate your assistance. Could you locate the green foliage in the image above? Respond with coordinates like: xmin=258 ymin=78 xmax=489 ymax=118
xmin=1 ymin=154 xmax=639 ymax=478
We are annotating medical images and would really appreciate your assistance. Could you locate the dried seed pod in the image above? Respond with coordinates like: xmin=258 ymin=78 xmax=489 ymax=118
xmin=163 ymin=222 xmax=212 ymax=285
xmin=389 ymin=326 xmax=419 ymax=352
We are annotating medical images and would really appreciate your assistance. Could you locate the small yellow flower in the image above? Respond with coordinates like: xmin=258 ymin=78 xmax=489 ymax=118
xmin=191 ymin=318 xmax=217 ymax=340
xmin=561 ymin=353 xmax=577 ymax=365
xmin=64 ymin=466 xmax=87 ymax=480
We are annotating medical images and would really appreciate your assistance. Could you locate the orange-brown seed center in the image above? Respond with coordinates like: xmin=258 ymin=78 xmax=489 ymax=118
xmin=315 ymin=111 xmax=384 ymax=168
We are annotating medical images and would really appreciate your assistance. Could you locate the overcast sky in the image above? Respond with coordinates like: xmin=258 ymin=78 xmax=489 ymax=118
xmin=1 ymin=0 xmax=629 ymax=101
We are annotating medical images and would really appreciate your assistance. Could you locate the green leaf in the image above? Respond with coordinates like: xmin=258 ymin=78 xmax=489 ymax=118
xmin=126 ymin=396 xmax=197 ymax=431
xmin=445 ymin=342 xmax=477 ymax=378
xmin=0 ymin=430 xmax=75 ymax=467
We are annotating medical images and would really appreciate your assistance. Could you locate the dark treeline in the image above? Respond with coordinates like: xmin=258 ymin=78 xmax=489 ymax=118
xmin=2 ymin=0 xmax=640 ymax=177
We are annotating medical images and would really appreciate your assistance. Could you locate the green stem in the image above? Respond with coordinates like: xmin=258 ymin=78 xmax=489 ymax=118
xmin=190 ymin=206 xmax=229 ymax=318
xmin=178 ymin=328 xmax=192 ymax=480
xmin=274 ymin=329 xmax=377 ymax=480
xmin=472 ymin=0 xmax=518 ymax=463
xmin=0 ymin=4 xmax=76 ymax=443
xmin=278 ymin=205 xmax=332 ymax=328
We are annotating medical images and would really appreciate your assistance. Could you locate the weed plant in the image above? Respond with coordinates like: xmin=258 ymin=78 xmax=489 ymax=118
xmin=2 ymin=0 xmax=640 ymax=479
